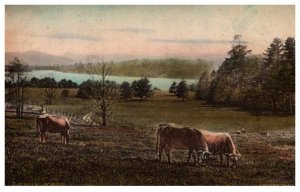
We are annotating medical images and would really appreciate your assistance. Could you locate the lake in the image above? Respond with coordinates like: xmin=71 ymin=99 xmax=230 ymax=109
xmin=27 ymin=70 xmax=198 ymax=90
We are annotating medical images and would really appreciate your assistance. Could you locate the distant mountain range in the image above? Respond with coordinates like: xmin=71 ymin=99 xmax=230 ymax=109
xmin=5 ymin=51 xmax=75 ymax=66
xmin=5 ymin=50 xmax=225 ymax=67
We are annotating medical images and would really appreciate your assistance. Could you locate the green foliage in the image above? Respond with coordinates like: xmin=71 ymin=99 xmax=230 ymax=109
xmin=61 ymin=89 xmax=69 ymax=98
xmin=196 ymin=71 xmax=210 ymax=100
xmin=259 ymin=37 xmax=295 ymax=114
xmin=55 ymin=58 xmax=212 ymax=79
xmin=114 ymin=58 xmax=212 ymax=78
xmin=131 ymin=78 xmax=153 ymax=100
xmin=39 ymin=77 xmax=57 ymax=88
xmin=212 ymin=35 xmax=252 ymax=106
xmin=176 ymin=80 xmax=188 ymax=101
xmin=57 ymin=79 xmax=78 ymax=88
xmin=29 ymin=77 xmax=40 ymax=88
xmin=27 ymin=77 xmax=78 ymax=88
xmin=120 ymin=81 xmax=132 ymax=101
xmin=76 ymin=80 xmax=93 ymax=99
xmin=169 ymin=81 xmax=177 ymax=95
xmin=198 ymin=36 xmax=295 ymax=115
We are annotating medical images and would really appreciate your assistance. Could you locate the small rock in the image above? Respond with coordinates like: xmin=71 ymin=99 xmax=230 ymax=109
xmin=260 ymin=132 xmax=270 ymax=136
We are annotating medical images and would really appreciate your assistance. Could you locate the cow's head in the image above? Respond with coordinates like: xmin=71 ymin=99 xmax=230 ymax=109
xmin=197 ymin=150 xmax=211 ymax=165
xmin=158 ymin=123 xmax=169 ymax=129
xmin=229 ymin=153 xmax=242 ymax=167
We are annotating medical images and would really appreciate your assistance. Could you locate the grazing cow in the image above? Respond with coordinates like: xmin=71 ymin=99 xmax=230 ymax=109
xmin=37 ymin=114 xmax=71 ymax=144
xmin=156 ymin=123 xmax=209 ymax=164
xmin=194 ymin=129 xmax=241 ymax=167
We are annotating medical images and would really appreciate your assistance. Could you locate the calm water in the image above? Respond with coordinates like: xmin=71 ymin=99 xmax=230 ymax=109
xmin=27 ymin=70 xmax=197 ymax=90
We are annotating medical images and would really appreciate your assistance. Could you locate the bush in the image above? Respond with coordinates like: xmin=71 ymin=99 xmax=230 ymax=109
xmin=61 ymin=89 xmax=69 ymax=97
xmin=76 ymin=80 xmax=93 ymax=99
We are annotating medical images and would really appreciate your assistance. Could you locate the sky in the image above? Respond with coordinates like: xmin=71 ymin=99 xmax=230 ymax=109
xmin=5 ymin=5 xmax=295 ymax=61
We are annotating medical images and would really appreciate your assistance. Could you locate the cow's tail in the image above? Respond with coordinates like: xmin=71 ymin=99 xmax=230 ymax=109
xmin=156 ymin=128 xmax=161 ymax=156
xmin=36 ymin=117 xmax=40 ymax=134
xmin=226 ymin=134 xmax=236 ymax=155
xmin=65 ymin=119 xmax=71 ymax=144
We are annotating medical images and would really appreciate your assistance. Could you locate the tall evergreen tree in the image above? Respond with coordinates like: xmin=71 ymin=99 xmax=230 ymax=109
xmin=196 ymin=71 xmax=210 ymax=100
xmin=212 ymin=35 xmax=251 ymax=105
xmin=176 ymin=80 xmax=188 ymax=102
xmin=169 ymin=81 xmax=177 ymax=95
xmin=261 ymin=38 xmax=284 ymax=113
xmin=280 ymin=37 xmax=295 ymax=114
xmin=120 ymin=81 xmax=132 ymax=101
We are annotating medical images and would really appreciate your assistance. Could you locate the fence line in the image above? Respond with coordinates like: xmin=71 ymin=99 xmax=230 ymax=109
xmin=6 ymin=103 xmax=148 ymax=130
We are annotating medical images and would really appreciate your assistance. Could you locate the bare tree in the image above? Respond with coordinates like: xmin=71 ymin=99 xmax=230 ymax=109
xmin=5 ymin=57 xmax=28 ymax=118
xmin=39 ymin=76 xmax=57 ymax=105
xmin=83 ymin=61 xmax=117 ymax=128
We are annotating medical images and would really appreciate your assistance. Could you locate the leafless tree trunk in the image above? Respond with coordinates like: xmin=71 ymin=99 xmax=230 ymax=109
xmin=5 ymin=57 xmax=28 ymax=119
xmin=46 ymin=87 xmax=56 ymax=105
xmin=83 ymin=61 xmax=117 ymax=128
xmin=288 ymin=92 xmax=294 ymax=114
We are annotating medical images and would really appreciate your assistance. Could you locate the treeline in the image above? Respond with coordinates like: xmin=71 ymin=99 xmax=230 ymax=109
xmin=196 ymin=36 xmax=295 ymax=115
xmin=47 ymin=58 xmax=213 ymax=79
xmin=77 ymin=77 xmax=153 ymax=101
xmin=5 ymin=77 xmax=79 ymax=89
xmin=5 ymin=74 xmax=154 ymax=102
xmin=112 ymin=58 xmax=212 ymax=78
xmin=29 ymin=65 xmax=61 ymax=71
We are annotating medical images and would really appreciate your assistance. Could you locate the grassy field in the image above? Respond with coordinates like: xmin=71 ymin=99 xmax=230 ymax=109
xmin=5 ymin=88 xmax=295 ymax=185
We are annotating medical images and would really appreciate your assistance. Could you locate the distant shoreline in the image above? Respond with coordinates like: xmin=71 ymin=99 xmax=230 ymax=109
xmin=26 ymin=70 xmax=198 ymax=90
xmin=28 ymin=58 xmax=213 ymax=79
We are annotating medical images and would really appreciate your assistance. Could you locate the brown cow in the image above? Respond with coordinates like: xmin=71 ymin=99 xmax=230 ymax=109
xmin=194 ymin=129 xmax=241 ymax=167
xmin=37 ymin=114 xmax=71 ymax=144
xmin=156 ymin=123 xmax=209 ymax=164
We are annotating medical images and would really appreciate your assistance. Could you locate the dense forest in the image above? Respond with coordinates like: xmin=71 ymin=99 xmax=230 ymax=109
xmin=31 ymin=58 xmax=213 ymax=79
xmin=196 ymin=36 xmax=295 ymax=115
xmin=111 ymin=58 xmax=212 ymax=78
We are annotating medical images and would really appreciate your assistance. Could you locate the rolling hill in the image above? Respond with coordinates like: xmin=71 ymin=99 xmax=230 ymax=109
xmin=5 ymin=51 xmax=75 ymax=66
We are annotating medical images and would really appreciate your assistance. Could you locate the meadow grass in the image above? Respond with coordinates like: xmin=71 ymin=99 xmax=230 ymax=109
xmin=5 ymin=114 xmax=294 ymax=185
xmin=5 ymin=88 xmax=295 ymax=185
xmin=23 ymin=88 xmax=295 ymax=132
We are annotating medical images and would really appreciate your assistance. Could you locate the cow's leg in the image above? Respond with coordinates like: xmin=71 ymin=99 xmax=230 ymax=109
xmin=231 ymin=156 xmax=238 ymax=167
xmin=203 ymin=153 xmax=209 ymax=166
xmin=158 ymin=143 xmax=165 ymax=162
xmin=226 ymin=155 xmax=230 ymax=167
xmin=39 ymin=132 xmax=42 ymax=142
xmin=42 ymin=132 xmax=46 ymax=143
xmin=187 ymin=150 xmax=192 ymax=164
xmin=61 ymin=133 xmax=67 ymax=144
xmin=166 ymin=149 xmax=171 ymax=163
xmin=66 ymin=135 xmax=70 ymax=144
xmin=192 ymin=151 xmax=197 ymax=164
xmin=165 ymin=146 xmax=172 ymax=163
xmin=192 ymin=150 xmax=199 ymax=165
xmin=66 ymin=130 xmax=70 ymax=144
xmin=220 ymin=154 xmax=223 ymax=166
